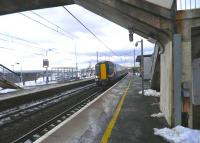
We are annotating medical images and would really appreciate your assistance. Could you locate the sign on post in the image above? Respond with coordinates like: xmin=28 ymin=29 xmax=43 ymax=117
xmin=43 ymin=59 xmax=49 ymax=68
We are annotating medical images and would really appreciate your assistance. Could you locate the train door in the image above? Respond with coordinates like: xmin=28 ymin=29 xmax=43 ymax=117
xmin=100 ymin=63 xmax=107 ymax=80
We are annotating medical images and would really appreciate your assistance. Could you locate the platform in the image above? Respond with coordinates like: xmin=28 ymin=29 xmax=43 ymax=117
xmin=104 ymin=75 xmax=168 ymax=143
xmin=0 ymin=78 xmax=94 ymax=101
xmin=35 ymin=73 xmax=168 ymax=143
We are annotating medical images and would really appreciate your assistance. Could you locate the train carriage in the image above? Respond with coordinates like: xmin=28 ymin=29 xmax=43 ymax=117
xmin=95 ymin=61 xmax=127 ymax=86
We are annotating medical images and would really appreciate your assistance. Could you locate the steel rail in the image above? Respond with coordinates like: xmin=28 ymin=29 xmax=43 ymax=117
xmin=0 ymin=83 xmax=96 ymax=127
xmin=11 ymin=87 xmax=103 ymax=143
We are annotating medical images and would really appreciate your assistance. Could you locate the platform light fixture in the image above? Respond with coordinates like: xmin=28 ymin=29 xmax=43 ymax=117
xmin=129 ymin=33 xmax=133 ymax=42
xmin=128 ymin=27 xmax=135 ymax=42
xmin=128 ymin=27 xmax=136 ymax=68
xmin=135 ymin=39 xmax=144 ymax=96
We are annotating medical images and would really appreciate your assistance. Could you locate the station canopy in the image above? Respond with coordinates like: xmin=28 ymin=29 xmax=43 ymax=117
xmin=144 ymin=0 xmax=174 ymax=9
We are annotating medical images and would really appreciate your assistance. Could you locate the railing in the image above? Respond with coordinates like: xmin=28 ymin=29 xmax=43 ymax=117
xmin=51 ymin=67 xmax=77 ymax=82
xmin=0 ymin=64 xmax=21 ymax=84
xmin=177 ymin=0 xmax=200 ymax=10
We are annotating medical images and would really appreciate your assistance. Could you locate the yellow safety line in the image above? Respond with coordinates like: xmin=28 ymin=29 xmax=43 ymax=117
xmin=101 ymin=80 xmax=131 ymax=143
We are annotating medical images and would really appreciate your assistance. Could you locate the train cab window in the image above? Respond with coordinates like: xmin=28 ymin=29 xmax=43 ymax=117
xmin=95 ymin=64 xmax=100 ymax=75
xmin=108 ymin=62 xmax=114 ymax=74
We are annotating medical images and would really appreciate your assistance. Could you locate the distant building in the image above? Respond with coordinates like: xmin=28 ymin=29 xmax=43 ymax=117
xmin=136 ymin=54 xmax=152 ymax=80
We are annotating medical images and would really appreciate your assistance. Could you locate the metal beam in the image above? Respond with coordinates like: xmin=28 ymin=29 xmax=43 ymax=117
xmin=75 ymin=0 xmax=171 ymax=44
xmin=121 ymin=0 xmax=174 ymax=19
xmin=173 ymin=34 xmax=182 ymax=126
xmin=0 ymin=0 xmax=74 ymax=15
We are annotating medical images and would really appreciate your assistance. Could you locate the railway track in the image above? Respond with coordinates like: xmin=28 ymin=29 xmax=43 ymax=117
xmin=12 ymin=87 xmax=103 ymax=143
xmin=0 ymin=83 xmax=106 ymax=143
xmin=0 ymin=77 xmax=123 ymax=143
xmin=0 ymin=83 xmax=96 ymax=127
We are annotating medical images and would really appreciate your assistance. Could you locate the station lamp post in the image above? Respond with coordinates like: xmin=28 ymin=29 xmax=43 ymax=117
xmin=133 ymin=46 xmax=136 ymax=67
xmin=135 ymin=39 xmax=144 ymax=96
xmin=43 ymin=49 xmax=53 ymax=84
xmin=16 ymin=62 xmax=23 ymax=84
xmin=128 ymin=28 xmax=136 ymax=68
xmin=129 ymin=29 xmax=144 ymax=96
xmin=74 ymin=41 xmax=78 ymax=80
xmin=11 ymin=64 xmax=15 ymax=82
xmin=43 ymin=59 xmax=49 ymax=84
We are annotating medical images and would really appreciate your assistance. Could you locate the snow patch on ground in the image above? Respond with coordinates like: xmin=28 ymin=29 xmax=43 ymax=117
xmin=154 ymin=125 xmax=200 ymax=143
xmin=138 ymin=89 xmax=160 ymax=97
xmin=151 ymin=102 xmax=160 ymax=106
xmin=0 ymin=78 xmax=56 ymax=94
xmin=0 ymin=88 xmax=18 ymax=94
xmin=151 ymin=112 xmax=164 ymax=118
xmin=18 ymin=77 xmax=57 ymax=88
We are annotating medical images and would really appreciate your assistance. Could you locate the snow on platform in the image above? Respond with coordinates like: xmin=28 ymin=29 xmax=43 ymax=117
xmin=151 ymin=112 xmax=165 ymax=118
xmin=154 ymin=125 xmax=200 ymax=143
xmin=139 ymin=89 xmax=160 ymax=97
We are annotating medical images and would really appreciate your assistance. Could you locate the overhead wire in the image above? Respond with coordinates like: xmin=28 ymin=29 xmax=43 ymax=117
xmin=30 ymin=11 xmax=74 ymax=40
xmin=0 ymin=33 xmax=44 ymax=52
xmin=0 ymin=32 xmax=38 ymax=46
xmin=62 ymin=6 xmax=122 ymax=61
xmin=20 ymin=11 xmax=76 ymax=58
xmin=20 ymin=8 xmax=124 ymax=63
xmin=0 ymin=46 xmax=13 ymax=51
xmin=0 ymin=10 xmax=80 ymax=62
xmin=21 ymin=8 xmax=122 ymax=62
xmin=19 ymin=12 xmax=73 ymax=41
xmin=20 ymin=10 xmax=80 ymax=59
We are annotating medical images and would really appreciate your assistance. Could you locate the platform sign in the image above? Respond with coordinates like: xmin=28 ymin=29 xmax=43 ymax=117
xmin=43 ymin=59 xmax=49 ymax=68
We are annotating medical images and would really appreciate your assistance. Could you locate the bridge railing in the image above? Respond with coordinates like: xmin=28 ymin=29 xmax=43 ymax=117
xmin=0 ymin=64 xmax=21 ymax=84
xmin=177 ymin=0 xmax=200 ymax=10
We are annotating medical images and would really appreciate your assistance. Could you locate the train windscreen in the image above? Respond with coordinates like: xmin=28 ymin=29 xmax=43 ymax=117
xmin=95 ymin=64 xmax=100 ymax=75
xmin=108 ymin=62 xmax=114 ymax=74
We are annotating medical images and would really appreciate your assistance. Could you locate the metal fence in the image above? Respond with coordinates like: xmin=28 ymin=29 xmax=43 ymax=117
xmin=177 ymin=0 xmax=200 ymax=10
xmin=0 ymin=64 xmax=21 ymax=84
xmin=51 ymin=67 xmax=77 ymax=82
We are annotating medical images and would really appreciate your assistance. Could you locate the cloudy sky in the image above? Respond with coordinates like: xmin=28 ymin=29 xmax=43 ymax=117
xmin=0 ymin=4 xmax=155 ymax=71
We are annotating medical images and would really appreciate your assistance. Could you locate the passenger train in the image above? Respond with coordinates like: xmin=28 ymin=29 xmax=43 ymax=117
xmin=95 ymin=61 xmax=127 ymax=86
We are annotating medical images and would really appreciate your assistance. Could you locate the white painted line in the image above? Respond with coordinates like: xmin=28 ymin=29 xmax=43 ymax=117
xmin=34 ymin=77 xmax=126 ymax=143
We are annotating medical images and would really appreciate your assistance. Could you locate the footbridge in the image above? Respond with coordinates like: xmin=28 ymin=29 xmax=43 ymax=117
xmin=0 ymin=0 xmax=200 ymax=128
xmin=0 ymin=64 xmax=21 ymax=89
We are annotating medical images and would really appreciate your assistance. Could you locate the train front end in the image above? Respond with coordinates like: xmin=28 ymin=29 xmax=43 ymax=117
xmin=95 ymin=62 xmax=108 ymax=86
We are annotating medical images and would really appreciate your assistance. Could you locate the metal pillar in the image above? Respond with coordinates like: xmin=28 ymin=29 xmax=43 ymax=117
xmin=134 ymin=47 xmax=136 ymax=67
xmin=46 ymin=67 xmax=49 ymax=84
xmin=141 ymin=40 xmax=144 ymax=96
xmin=135 ymin=39 xmax=144 ymax=96
xmin=97 ymin=51 xmax=99 ymax=63
xmin=173 ymin=34 xmax=182 ymax=126
xmin=74 ymin=41 xmax=78 ymax=79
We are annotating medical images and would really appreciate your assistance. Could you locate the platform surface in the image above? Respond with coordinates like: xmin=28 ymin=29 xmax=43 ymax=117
xmin=107 ymin=75 xmax=168 ymax=143
xmin=36 ymin=74 xmax=168 ymax=143
xmin=36 ymin=75 xmax=129 ymax=143
xmin=0 ymin=78 xmax=93 ymax=101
